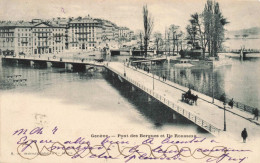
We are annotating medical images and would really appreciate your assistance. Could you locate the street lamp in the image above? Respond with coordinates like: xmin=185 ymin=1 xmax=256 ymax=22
xmin=223 ymin=101 xmax=226 ymax=131
xmin=124 ymin=61 xmax=126 ymax=77
xmin=151 ymin=61 xmax=154 ymax=90
xmin=212 ymin=59 xmax=214 ymax=103
xmin=153 ymin=73 xmax=154 ymax=90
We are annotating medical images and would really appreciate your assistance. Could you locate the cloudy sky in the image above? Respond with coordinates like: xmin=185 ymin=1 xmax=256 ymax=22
xmin=0 ymin=0 xmax=260 ymax=33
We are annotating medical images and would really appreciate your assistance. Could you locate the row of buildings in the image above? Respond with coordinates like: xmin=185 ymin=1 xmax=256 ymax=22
xmin=0 ymin=16 xmax=134 ymax=56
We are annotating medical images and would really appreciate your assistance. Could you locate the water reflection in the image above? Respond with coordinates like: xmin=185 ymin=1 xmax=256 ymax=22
xmin=103 ymin=71 xmax=208 ymax=133
xmin=0 ymin=59 xmax=209 ymax=135
xmin=149 ymin=57 xmax=260 ymax=108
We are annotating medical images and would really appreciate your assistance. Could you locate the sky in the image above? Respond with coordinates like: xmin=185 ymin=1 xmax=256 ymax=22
xmin=0 ymin=0 xmax=260 ymax=33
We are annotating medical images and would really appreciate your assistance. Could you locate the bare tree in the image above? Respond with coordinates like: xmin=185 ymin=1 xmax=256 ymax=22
xmin=143 ymin=5 xmax=154 ymax=57
xmin=153 ymin=32 xmax=163 ymax=54
xmin=169 ymin=24 xmax=179 ymax=55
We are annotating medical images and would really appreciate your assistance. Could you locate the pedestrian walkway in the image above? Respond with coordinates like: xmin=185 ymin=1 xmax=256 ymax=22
xmin=127 ymin=63 xmax=260 ymax=126
xmin=106 ymin=62 xmax=260 ymax=141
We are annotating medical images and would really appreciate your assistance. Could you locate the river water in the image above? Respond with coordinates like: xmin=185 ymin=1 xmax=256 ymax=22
xmin=0 ymin=58 xmax=209 ymax=136
xmin=0 ymin=38 xmax=259 ymax=136
xmin=150 ymin=57 xmax=260 ymax=109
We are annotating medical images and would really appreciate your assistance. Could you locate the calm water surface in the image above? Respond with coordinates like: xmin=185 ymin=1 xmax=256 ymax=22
xmin=151 ymin=57 xmax=260 ymax=108
xmin=0 ymin=58 xmax=208 ymax=135
xmin=0 ymin=50 xmax=259 ymax=136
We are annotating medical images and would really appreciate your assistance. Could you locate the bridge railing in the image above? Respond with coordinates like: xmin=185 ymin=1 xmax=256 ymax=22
xmin=106 ymin=64 xmax=221 ymax=136
xmin=4 ymin=55 xmax=105 ymax=66
xmin=225 ymin=97 xmax=258 ymax=114
xmin=222 ymin=49 xmax=260 ymax=53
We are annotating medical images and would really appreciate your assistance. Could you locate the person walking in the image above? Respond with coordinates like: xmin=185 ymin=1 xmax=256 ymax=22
xmin=229 ymin=98 xmax=234 ymax=109
xmin=253 ymin=108 xmax=259 ymax=121
xmin=241 ymin=128 xmax=248 ymax=143
xmin=256 ymin=109 xmax=259 ymax=121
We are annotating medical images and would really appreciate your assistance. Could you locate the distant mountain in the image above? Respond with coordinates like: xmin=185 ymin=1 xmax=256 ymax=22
xmin=226 ymin=27 xmax=260 ymax=39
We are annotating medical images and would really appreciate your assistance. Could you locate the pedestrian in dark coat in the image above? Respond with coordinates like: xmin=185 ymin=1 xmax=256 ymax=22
xmin=256 ymin=109 xmax=259 ymax=121
xmin=228 ymin=98 xmax=234 ymax=109
xmin=253 ymin=108 xmax=259 ymax=121
xmin=241 ymin=128 xmax=248 ymax=143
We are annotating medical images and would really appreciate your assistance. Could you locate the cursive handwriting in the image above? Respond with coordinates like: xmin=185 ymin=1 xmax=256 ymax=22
xmin=12 ymin=127 xmax=251 ymax=163
xmin=15 ymin=136 xmax=250 ymax=163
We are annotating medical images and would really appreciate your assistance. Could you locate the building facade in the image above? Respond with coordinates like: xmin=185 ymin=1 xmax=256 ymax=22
xmin=68 ymin=16 xmax=102 ymax=51
xmin=0 ymin=16 xmax=134 ymax=56
xmin=0 ymin=21 xmax=66 ymax=56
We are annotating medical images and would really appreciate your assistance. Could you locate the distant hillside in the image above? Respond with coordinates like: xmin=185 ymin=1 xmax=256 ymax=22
xmin=226 ymin=27 xmax=260 ymax=39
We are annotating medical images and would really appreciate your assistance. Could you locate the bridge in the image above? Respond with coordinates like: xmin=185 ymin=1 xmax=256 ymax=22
xmin=2 ymin=56 xmax=260 ymax=138
xmin=222 ymin=48 xmax=260 ymax=59
xmin=2 ymin=55 xmax=104 ymax=71
xmin=110 ymin=49 xmax=176 ymax=56
xmin=131 ymin=57 xmax=167 ymax=64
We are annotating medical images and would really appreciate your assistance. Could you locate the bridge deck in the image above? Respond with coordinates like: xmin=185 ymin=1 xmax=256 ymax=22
xmin=132 ymin=57 xmax=167 ymax=63
xmin=3 ymin=56 xmax=104 ymax=67
xmin=106 ymin=62 xmax=260 ymax=139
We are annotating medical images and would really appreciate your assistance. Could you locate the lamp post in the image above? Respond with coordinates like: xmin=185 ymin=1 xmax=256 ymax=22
xmin=151 ymin=61 xmax=154 ymax=90
xmin=153 ymin=73 xmax=154 ymax=90
xmin=124 ymin=61 xmax=126 ymax=77
xmin=212 ymin=59 xmax=214 ymax=103
xmin=223 ymin=102 xmax=226 ymax=131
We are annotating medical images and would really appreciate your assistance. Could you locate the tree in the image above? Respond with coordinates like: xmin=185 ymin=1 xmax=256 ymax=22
xmin=186 ymin=24 xmax=197 ymax=48
xmin=138 ymin=31 xmax=143 ymax=50
xmin=186 ymin=0 xmax=229 ymax=58
xmin=153 ymin=32 xmax=163 ymax=54
xmin=190 ymin=12 xmax=207 ymax=57
xmin=176 ymin=31 xmax=184 ymax=53
xmin=203 ymin=0 xmax=229 ymax=57
xmin=143 ymin=5 xmax=154 ymax=57
xmin=169 ymin=24 xmax=179 ymax=55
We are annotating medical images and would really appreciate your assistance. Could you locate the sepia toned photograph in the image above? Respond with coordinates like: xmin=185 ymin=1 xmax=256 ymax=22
xmin=0 ymin=0 xmax=259 ymax=162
